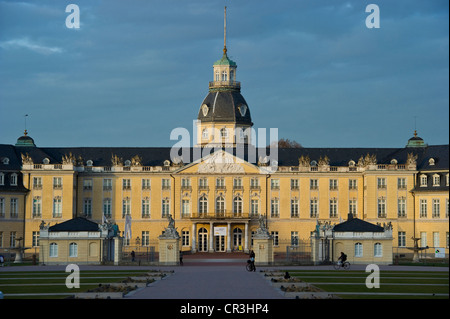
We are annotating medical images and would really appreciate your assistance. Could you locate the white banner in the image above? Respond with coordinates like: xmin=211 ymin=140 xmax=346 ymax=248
xmin=214 ymin=227 xmax=227 ymax=236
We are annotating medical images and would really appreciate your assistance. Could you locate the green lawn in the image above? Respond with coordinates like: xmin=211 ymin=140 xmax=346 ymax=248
xmin=285 ymin=270 xmax=449 ymax=299
xmin=0 ymin=269 xmax=151 ymax=299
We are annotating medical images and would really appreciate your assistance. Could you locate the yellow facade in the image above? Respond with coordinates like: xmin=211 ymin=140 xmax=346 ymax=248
xmin=1 ymin=152 xmax=446 ymax=260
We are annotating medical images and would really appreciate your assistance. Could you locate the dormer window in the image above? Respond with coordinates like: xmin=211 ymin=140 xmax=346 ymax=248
xmin=420 ymin=174 xmax=428 ymax=187
xmin=429 ymin=158 xmax=435 ymax=166
xmin=86 ymin=160 xmax=93 ymax=166
xmin=433 ymin=174 xmax=440 ymax=187
xmin=43 ymin=158 xmax=50 ymax=165
xmin=10 ymin=173 xmax=17 ymax=186
xmin=2 ymin=158 xmax=9 ymax=165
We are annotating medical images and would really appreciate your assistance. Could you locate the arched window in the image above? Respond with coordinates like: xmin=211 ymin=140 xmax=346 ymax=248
xmin=233 ymin=196 xmax=243 ymax=216
xmin=69 ymin=243 xmax=78 ymax=257
xmin=49 ymin=243 xmax=58 ymax=257
xmin=216 ymin=196 xmax=225 ymax=215
xmin=199 ymin=196 xmax=208 ymax=215
xmin=374 ymin=243 xmax=382 ymax=257
xmin=215 ymin=71 xmax=220 ymax=81
xmin=354 ymin=242 xmax=363 ymax=257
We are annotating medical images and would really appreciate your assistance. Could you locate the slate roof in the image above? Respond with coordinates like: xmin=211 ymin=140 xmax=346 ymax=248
xmin=198 ymin=91 xmax=252 ymax=125
xmin=48 ymin=217 xmax=100 ymax=232
xmin=333 ymin=215 xmax=385 ymax=233
xmin=0 ymin=143 xmax=448 ymax=170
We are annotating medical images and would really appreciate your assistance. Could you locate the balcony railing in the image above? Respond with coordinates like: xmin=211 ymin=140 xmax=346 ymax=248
xmin=209 ymin=81 xmax=241 ymax=90
xmin=190 ymin=211 xmax=252 ymax=220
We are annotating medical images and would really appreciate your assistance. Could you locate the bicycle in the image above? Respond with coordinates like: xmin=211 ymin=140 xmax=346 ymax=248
xmin=246 ymin=259 xmax=256 ymax=272
xmin=333 ymin=261 xmax=350 ymax=270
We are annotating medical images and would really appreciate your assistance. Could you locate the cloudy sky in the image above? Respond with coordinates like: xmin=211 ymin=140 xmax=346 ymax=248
xmin=0 ymin=0 xmax=448 ymax=148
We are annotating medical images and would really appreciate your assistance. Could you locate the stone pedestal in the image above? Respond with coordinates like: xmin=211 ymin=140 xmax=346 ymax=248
xmin=158 ymin=214 xmax=180 ymax=265
xmin=113 ymin=237 xmax=122 ymax=266
xmin=253 ymin=237 xmax=273 ymax=265
xmin=158 ymin=238 xmax=180 ymax=266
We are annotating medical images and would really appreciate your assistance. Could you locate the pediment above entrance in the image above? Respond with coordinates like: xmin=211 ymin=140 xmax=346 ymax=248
xmin=177 ymin=150 xmax=261 ymax=174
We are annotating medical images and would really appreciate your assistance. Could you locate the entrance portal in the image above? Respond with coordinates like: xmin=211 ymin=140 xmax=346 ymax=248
xmin=198 ymin=228 xmax=208 ymax=252
xmin=233 ymin=228 xmax=243 ymax=251
xmin=215 ymin=235 xmax=226 ymax=252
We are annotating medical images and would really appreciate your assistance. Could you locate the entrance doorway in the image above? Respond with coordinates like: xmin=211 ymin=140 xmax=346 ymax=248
xmin=233 ymin=228 xmax=243 ymax=251
xmin=215 ymin=235 xmax=226 ymax=252
xmin=198 ymin=228 xmax=208 ymax=252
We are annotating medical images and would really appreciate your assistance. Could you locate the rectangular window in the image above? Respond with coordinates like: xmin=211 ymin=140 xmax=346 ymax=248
xmin=251 ymin=199 xmax=259 ymax=217
xmin=162 ymin=199 xmax=170 ymax=218
xmin=142 ymin=178 xmax=151 ymax=190
xmin=397 ymin=178 xmax=407 ymax=190
xmin=83 ymin=179 xmax=93 ymax=190
xmin=377 ymin=178 xmax=386 ymax=189
xmin=374 ymin=243 xmax=383 ymax=257
xmin=271 ymin=198 xmax=279 ymax=217
xmin=233 ymin=178 xmax=242 ymax=189
xmin=432 ymin=199 xmax=440 ymax=218
xmin=420 ymin=232 xmax=427 ymax=248
xmin=53 ymin=197 xmax=62 ymax=218
xmin=433 ymin=175 xmax=440 ymax=186
xmin=122 ymin=179 xmax=131 ymax=190
xmin=271 ymin=231 xmax=279 ymax=246
xmin=53 ymin=177 xmax=62 ymax=189
xmin=250 ymin=178 xmax=260 ymax=189
xmin=291 ymin=231 xmax=299 ymax=246
xmin=182 ymin=199 xmax=190 ymax=217
xmin=397 ymin=198 xmax=406 ymax=218
xmin=349 ymin=199 xmax=357 ymax=217
xmin=49 ymin=243 xmax=58 ymax=257
xmin=290 ymin=179 xmax=299 ymax=190
xmin=122 ymin=198 xmax=131 ymax=218
xmin=199 ymin=177 xmax=208 ymax=189
xmin=142 ymin=198 xmax=150 ymax=218
xmin=181 ymin=178 xmax=191 ymax=188
xmin=182 ymin=230 xmax=190 ymax=246
xmin=10 ymin=198 xmax=18 ymax=218
xmin=310 ymin=179 xmax=318 ymax=190
xmin=103 ymin=178 xmax=113 ymax=191
xmin=310 ymin=199 xmax=318 ymax=218
xmin=103 ymin=198 xmax=112 ymax=218
xmin=142 ymin=231 xmax=150 ymax=246
xmin=10 ymin=231 xmax=16 ymax=248
xmin=420 ymin=199 xmax=427 ymax=218
xmin=349 ymin=179 xmax=357 ymax=190
xmin=84 ymin=198 xmax=92 ymax=217
xmin=33 ymin=177 xmax=42 ymax=189
xmin=433 ymin=232 xmax=440 ymax=248
xmin=291 ymin=199 xmax=299 ymax=218
xmin=33 ymin=197 xmax=42 ymax=218
xmin=270 ymin=179 xmax=280 ymax=190
xmin=329 ymin=198 xmax=338 ymax=218
xmin=0 ymin=198 xmax=4 ymax=218
xmin=329 ymin=179 xmax=338 ymax=190
xmin=377 ymin=198 xmax=386 ymax=218
xmin=216 ymin=177 xmax=225 ymax=188
xmin=69 ymin=243 xmax=78 ymax=257
xmin=32 ymin=231 xmax=39 ymax=247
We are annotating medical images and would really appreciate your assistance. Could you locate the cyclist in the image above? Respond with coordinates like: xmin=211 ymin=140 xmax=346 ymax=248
xmin=337 ymin=252 xmax=347 ymax=267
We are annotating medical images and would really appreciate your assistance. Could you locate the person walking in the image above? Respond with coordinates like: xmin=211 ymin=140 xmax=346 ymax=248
xmin=249 ymin=250 xmax=256 ymax=272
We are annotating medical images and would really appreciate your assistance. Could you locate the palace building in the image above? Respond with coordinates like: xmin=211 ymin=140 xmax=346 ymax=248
xmin=0 ymin=9 xmax=448 ymax=263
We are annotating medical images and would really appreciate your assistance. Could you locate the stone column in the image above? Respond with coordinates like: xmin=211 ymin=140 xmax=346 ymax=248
xmin=227 ymin=222 xmax=231 ymax=253
xmin=191 ymin=223 xmax=197 ymax=253
xmin=244 ymin=222 xmax=249 ymax=253
xmin=209 ymin=221 xmax=214 ymax=252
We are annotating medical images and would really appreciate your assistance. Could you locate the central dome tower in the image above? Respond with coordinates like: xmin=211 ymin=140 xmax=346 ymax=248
xmin=196 ymin=7 xmax=253 ymax=147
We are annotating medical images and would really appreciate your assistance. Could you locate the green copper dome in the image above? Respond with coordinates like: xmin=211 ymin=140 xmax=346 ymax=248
xmin=213 ymin=52 xmax=236 ymax=66
xmin=15 ymin=130 xmax=36 ymax=147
